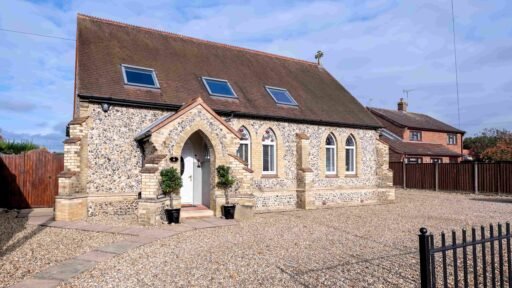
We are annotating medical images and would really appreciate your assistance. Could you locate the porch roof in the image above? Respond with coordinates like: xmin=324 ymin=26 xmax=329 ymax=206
xmin=381 ymin=137 xmax=462 ymax=157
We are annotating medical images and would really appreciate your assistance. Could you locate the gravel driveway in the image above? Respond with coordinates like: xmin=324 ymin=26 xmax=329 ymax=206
xmin=0 ymin=211 xmax=126 ymax=287
xmin=57 ymin=189 xmax=512 ymax=288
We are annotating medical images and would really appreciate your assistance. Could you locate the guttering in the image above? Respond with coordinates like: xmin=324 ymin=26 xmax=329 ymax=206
xmin=78 ymin=94 xmax=182 ymax=110
xmin=78 ymin=94 xmax=382 ymax=130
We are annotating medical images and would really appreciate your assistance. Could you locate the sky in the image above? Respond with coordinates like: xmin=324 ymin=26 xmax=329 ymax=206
xmin=0 ymin=0 xmax=511 ymax=151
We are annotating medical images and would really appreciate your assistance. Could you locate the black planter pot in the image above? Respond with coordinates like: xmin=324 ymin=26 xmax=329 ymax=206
xmin=222 ymin=204 xmax=236 ymax=220
xmin=164 ymin=208 xmax=180 ymax=224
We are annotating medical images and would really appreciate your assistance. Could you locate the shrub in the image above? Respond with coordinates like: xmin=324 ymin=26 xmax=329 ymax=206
xmin=160 ymin=167 xmax=182 ymax=208
xmin=0 ymin=140 xmax=39 ymax=154
xmin=216 ymin=165 xmax=236 ymax=205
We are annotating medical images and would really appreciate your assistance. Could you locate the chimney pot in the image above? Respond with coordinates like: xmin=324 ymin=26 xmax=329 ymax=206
xmin=398 ymin=98 xmax=408 ymax=112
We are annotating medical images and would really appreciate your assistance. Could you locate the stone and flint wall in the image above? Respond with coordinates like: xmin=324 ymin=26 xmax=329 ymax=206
xmin=57 ymin=100 xmax=394 ymax=224
xmin=228 ymin=118 xmax=394 ymax=210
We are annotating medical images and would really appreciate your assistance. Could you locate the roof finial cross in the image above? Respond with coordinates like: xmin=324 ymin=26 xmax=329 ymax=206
xmin=315 ymin=50 xmax=324 ymax=65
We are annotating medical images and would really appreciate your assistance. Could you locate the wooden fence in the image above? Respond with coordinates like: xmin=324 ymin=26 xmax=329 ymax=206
xmin=390 ymin=162 xmax=512 ymax=194
xmin=0 ymin=149 xmax=63 ymax=209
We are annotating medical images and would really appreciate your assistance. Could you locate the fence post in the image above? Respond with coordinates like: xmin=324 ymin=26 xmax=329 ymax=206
xmin=435 ymin=163 xmax=439 ymax=191
xmin=498 ymin=162 xmax=502 ymax=195
xmin=474 ymin=162 xmax=478 ymax=194
xmin=419 ymin=227 xmax=432 ymax=288
xmin=403 ymin=161 xmax=407 ymax=189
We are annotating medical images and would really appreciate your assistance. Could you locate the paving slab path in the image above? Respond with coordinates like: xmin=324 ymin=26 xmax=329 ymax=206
xmin=10 ymin=216 xmax=237 ymax=288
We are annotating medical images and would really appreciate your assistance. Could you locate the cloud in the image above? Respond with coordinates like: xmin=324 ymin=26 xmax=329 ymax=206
xmin=0 ymin=0 xmax=511 ymax=152
xmin=0 ymin=99 xmax=37 ymax=112
xmin=0 ymin=129 xmax=64 ymax=152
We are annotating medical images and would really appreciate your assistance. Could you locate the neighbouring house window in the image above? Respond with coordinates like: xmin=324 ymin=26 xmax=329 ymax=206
xmin=447 ymin=134 xmax=457 ymax=145
xmin=410 ymin=131 xmax=422 ymax=141
xmin=345 ymin=135 xmax=356 ymax=174
xmin=237 ymin=127 xmax=251 ymax=167
xmin=325 ymin=133 xmax=337 ymax=174
xmin=262 ymin=128 xmax=276 ymax=174
xmin=201 ymin=77 xmax=237 ymax=98
xmin=122 ymin=65 xmax=159 ymax=88
xmin=265 ymin=86 xmax=298 ymax=106
xmin=406 ymin=157 xmax=422 ymax=164
xmin=431 ymin=158 xmax=443 ymax=164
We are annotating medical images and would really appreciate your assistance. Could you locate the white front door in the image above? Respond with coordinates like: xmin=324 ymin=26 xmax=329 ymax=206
xmin=180 ymin=141 xmax=194 ymax=204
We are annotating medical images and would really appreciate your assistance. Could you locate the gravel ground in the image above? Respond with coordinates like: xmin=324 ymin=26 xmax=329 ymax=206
xmin=58 ymin=189 xmax=512 ymax=287
xmin=0 ymin=211 xmax=126 ymax=287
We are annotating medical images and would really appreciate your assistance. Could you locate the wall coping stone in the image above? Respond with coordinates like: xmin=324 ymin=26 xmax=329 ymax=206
xmin=140 ymin=166 xmax=159 ymax=174
xmin=144 ymin=154 xmax=167 ymax=165
xmin=243 ymin=167 xmax=254 ymax=173
xmin=68 ymin=116 xmax=89 ymax=125
xmin=58 ymin=171 xmax=77 ymax=178
xmin=63 ymin=137 xmax=81 ymax=144
xmin=56 ymin=193 xmax=88 ymax=199
xmin=228 ymin=153 xmax=248 ymax=166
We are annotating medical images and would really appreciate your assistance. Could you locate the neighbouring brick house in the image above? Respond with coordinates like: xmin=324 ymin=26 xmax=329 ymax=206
xmin=368 ymin=99 xmax=465 ymax=164
xmin=56 ymin=14 xmax=395 ymax=225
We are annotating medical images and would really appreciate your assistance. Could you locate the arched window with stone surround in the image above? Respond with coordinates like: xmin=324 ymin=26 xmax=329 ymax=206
xmin=236 ymin=126 xmax=251 ymax=167
xmin=345 ymin=135 xmax=356 ymax=174
xmin=262 ymin=128 xmax=276 ymax=174
xmin=325 ymin=133 xmax=337 ymax=175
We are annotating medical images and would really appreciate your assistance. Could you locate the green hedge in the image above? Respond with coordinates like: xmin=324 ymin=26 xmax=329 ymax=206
xmin=0 ymin=140 xmax=39 ymax=154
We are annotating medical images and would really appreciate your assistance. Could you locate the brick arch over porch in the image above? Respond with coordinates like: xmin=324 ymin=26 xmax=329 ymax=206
xmin=166 ymin=126 xmax=231 ymax=170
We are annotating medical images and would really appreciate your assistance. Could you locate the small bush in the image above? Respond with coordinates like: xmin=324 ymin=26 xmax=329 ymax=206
xmin=0 ymin=140 xmax=39 ymax=154
xmin=160 ymin=167 xmax=182 ymax=208
xmin=216 ymin=165 xmax=236 ymax=204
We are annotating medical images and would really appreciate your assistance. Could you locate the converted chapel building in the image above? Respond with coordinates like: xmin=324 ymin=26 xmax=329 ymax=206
xmin=56 ymin=14 xmax=395 ymax=225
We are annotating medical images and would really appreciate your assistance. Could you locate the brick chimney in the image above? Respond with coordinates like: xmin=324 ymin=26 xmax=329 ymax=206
xmin=397 ymin=98 xmax=408 ymax=112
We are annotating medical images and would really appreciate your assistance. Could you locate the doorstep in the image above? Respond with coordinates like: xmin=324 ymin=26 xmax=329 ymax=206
xmin=180 ymin=205 xmax=214 ymax=219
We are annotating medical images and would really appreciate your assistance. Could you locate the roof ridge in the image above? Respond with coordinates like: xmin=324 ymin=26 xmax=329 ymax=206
xmin=370 ymin=106 xmax=428 ymax=117
xmin=77 ymin=13 xmax=318 ymax=66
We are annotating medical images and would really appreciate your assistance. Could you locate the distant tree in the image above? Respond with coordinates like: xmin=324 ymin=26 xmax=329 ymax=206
xmin=481 ymin=133 xmax=512 ymax=162
xmin=0 ymin=140 xmax=39 ymax=154
xmin=464 ymin=128 xmax=511 ymax=161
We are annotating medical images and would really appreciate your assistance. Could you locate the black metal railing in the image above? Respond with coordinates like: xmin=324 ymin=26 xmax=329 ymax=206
xmin=419 ymin=223 xmax=512 ymax=288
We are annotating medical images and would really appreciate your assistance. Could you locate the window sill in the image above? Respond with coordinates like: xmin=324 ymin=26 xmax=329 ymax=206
xmin=325 ymin=174 xmax=338 ymax=178
xmin=344 ymin=174 xmax=358 ymax=178
xmin=261 ymin=174 xmax=278 ymax=178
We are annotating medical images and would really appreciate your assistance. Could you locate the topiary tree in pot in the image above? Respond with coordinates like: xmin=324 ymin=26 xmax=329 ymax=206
xmin=216 ymin=165 xmax=237 ymax=219
xmin=160 ymin=167 xmax=183 ymax=224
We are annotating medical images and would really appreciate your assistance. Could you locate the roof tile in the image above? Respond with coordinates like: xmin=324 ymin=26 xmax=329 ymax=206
xmin=76 ymin=14 xmax=381 ymax=129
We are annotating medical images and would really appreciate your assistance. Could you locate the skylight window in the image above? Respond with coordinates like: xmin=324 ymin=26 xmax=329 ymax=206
xmin=265 ymin=86 xmax=298 ymax=106
xmin=122 ymin=65 xmax=159 ymax=88
xmin=202 ymin=77 xmax=237 ymax=98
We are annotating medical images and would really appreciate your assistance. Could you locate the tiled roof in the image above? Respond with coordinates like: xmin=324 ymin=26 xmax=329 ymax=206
xmin=76 ymin=14 xmax=382 ymax=129
xmin=368 ymin=107 xmax=464 ymax=134
xmin=381 ymin=137 xmax=462 ymax=157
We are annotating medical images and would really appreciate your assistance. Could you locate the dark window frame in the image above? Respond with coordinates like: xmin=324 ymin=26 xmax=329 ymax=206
xmin=265 ymin=86 xmax=298 ymax=106
xmin=406 ymin=157 xmax=423 ymax=164
xmin=431 ymin=158 xmax=443 ymax=164
xmin=409 ymin=130 xmax=422 ymax=141
xmin=201 ymin=77 xmax=238 ymax=98
xmin=121 ymin=64 xmax=160 ymax=88
xmin=447 ymin=133 xmax=457 ymax=145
